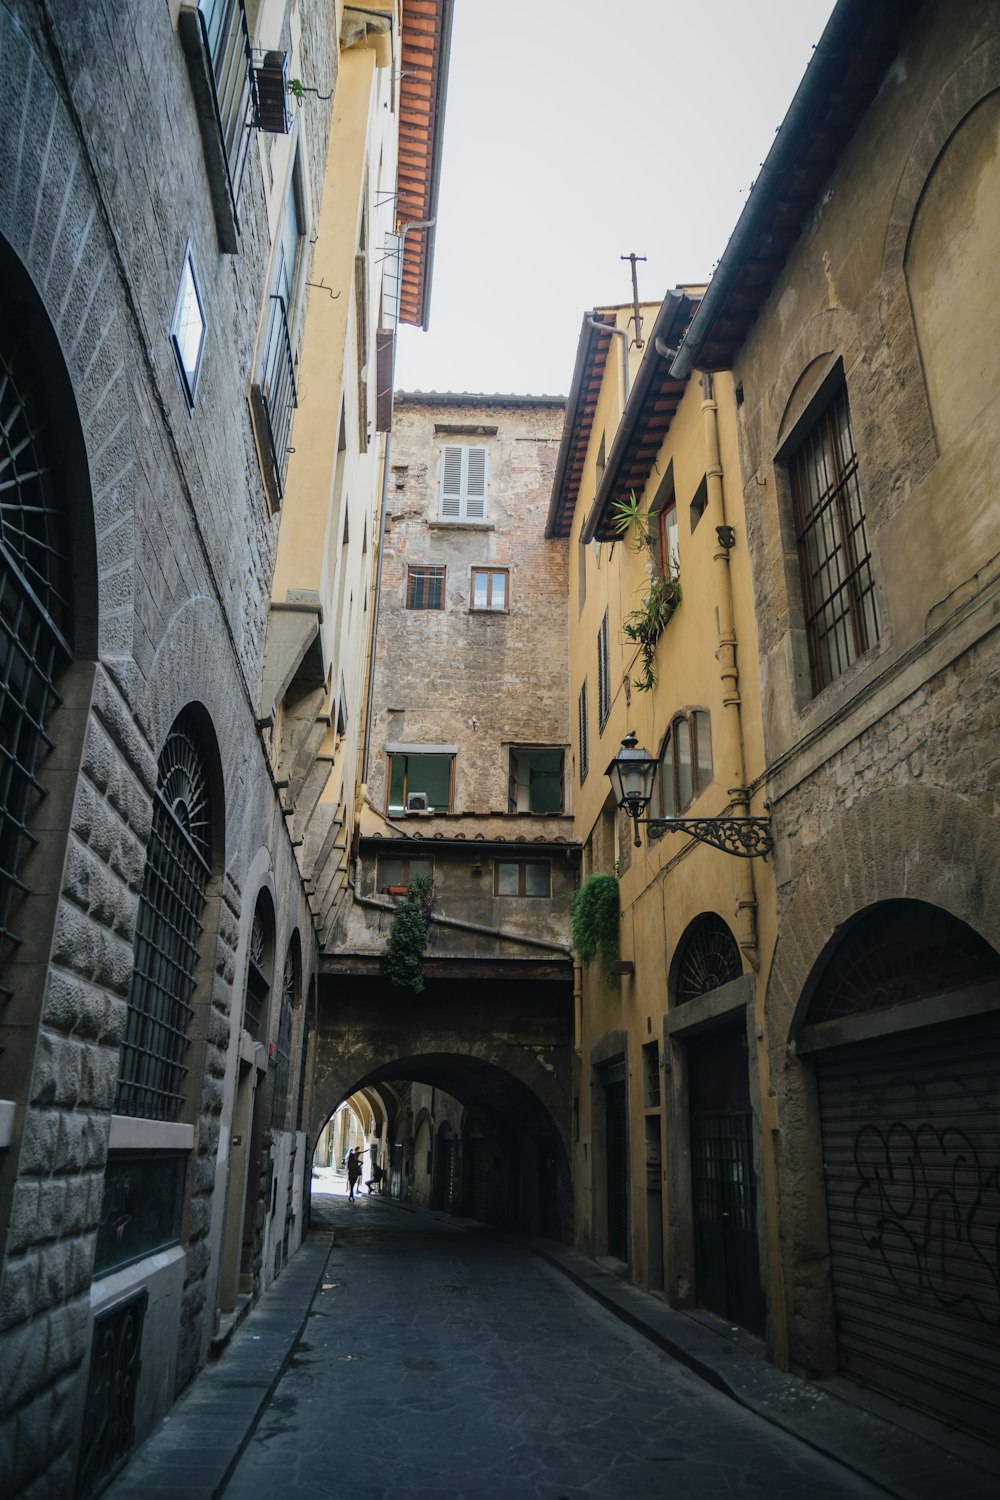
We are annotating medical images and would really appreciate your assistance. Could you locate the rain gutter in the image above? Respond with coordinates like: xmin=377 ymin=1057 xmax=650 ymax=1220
xmin=580 ymin=290 xmax=690 ymax=543
xmin=671 ymin=0 xmax=875 ymax=379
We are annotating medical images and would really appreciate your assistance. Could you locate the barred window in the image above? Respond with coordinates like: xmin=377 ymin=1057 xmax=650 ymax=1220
xmin=243 ymin=897 xmax=273 ymax=1041
xmin=0 ymin=331 xmax=72 ymax=971
xmin=117 ymin=713 xmax=213 ymax=1121
xmin=406 ymin=565 xmax=445 ymax=610
xmin=272 ymin=944 xmax=297 ymax=1130
xmin=597 ymin=611 xmax=610 ymax=730
xmin=789 ymin=383 xmax=878 ymax=693
xmin=578 ymin=680 xmax=589 ymax=784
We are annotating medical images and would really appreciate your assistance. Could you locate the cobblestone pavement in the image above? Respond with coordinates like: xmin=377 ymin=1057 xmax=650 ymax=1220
xmin=221 ymin=1191 xmax=882 ymax=1500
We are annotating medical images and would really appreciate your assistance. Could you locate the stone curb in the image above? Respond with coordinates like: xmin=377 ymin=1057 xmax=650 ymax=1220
xmin=522 ymin=1235 xmax=1000 ymax=1500
xmin=101 ymin=1232 xmax=334 ymax=1500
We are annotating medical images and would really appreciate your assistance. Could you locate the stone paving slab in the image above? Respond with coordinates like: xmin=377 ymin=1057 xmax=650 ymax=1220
xmin=102 ymin=1232 xmax=333 ymax=1500
xmin=522 ymin=1235 xmax=1000 ymax=1500
xmin=102 ymin=1196 xmax=1000 ymax=1500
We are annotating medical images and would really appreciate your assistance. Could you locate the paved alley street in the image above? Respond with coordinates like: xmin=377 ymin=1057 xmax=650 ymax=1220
xmin=221 ymin=1190 xmax=882 ymax=1500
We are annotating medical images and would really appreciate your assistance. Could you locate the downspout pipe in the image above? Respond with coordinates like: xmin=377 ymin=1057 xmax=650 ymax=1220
xmin=670 ymin=0 xmax=874 ymax=380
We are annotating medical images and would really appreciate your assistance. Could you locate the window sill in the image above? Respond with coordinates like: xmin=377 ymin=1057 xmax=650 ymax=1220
xmin=108 ymin=1116 xmax=194 ymax=1153
xmin=429 ymin=520 xmax=494 ymax=532
xmin=469 ymin=608 xmax=509 ymax=616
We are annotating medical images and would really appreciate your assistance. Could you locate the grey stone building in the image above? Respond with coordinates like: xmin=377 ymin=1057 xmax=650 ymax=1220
xmin=322 ymin=393 xmax=579 ymax=1234
xmin=672 ymin=0 xmax=1000 ymax=1445
xmin=0 ymin=2 xmax=450 ymax=1494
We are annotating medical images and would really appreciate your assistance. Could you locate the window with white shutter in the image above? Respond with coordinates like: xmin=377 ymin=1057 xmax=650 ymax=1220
xmin=439 ymin=444 xmax=489 ymax=521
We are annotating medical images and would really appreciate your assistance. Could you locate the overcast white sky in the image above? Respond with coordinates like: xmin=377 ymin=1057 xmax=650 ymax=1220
xmin=394 ymin=0 xmax=836 ymax=397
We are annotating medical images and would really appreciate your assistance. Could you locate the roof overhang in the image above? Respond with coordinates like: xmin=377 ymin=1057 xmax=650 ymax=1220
xmin=672 ymin=0 xmax=921 ymax=378
xmin=581 ymin=291 xmax=695 ymax=544
xmin=397 ymin=0 xmax=454 ymax=330
xmin=544 ymin=310 xmax=620 ymax=539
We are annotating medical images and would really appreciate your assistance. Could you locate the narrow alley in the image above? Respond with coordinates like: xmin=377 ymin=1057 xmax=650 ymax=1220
xmin=102 ymin=1179 xmax=1000 ymax=1500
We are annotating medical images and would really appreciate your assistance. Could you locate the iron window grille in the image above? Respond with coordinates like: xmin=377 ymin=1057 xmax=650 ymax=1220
xmin=243 ymin=907 xmax=270 ymax=1041
xmin=0 ymin=337 xmax=72 ymax=974
xmin=597 ymin=611 xmax=610 ymax=731
xmin=406 ymin=565 xmax=446 ymax=610
xmin=77 ymin=1288 xmax=148 ymax=1498
xmin=117 ymin=715 xmax=213 ymax=1121
xmin=674 ymin=914 xmax=742 ymax=1006
xmin=790 ymin=383 xmax=879 ymax=693
xmin=253 ymin=293 xmax=298 ymax=504
xmin=196 ymin=0 xmax=256 ymax=227
xmin=272 ymin=947 xmax=295 ymax=1128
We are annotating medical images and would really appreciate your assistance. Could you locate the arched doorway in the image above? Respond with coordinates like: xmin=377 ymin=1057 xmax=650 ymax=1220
xmin=796 ymin=899 xmax=1000 ymax=1442
xmin=670 ymin=914 xmax=764 ymax=1335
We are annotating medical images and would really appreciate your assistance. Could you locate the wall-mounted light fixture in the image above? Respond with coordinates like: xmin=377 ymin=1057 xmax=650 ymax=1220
xmin=605 ymin=733 xmax=773 ymax=859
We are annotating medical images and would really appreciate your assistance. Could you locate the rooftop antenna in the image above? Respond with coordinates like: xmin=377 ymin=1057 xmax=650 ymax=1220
xmin=621 ymin=252 xmax=646 ymax=349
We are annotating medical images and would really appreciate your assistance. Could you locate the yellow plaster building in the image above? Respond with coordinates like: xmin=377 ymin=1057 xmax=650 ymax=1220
xmin=547 ymin=294 xmax=781 ymax=1346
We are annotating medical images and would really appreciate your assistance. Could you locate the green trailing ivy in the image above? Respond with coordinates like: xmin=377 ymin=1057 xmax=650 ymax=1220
xmin=382 ymin=876 xmax=433 ymax=992
xmin=571 ymin=874 xmax=620 ymax=964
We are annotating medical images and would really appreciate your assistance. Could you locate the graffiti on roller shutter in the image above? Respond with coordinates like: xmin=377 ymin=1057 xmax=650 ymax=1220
xmin=852 ymin=1118 xmax=1000 ymax=1325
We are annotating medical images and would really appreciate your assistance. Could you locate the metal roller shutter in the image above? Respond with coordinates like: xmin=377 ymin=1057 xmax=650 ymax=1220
xmin=817 ymin=1010 xmax=1000 ymax=1443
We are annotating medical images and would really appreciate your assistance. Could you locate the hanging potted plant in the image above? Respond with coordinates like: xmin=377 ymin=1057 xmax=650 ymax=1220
xmin=611 ymin=491 xmax=681 ymax=692
xmin=382 ymin=876 xmax=433 ymax=992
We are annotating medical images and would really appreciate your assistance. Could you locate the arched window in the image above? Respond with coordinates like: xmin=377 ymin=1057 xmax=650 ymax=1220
xmin=804 ymin=899 xmax=1000 ymax=1027
xmin=673 ymin=914 xmax=742 ymax=1006
xmin=272 ymin=937 xmax=299 ymax=1129
xmin=243 ymin=891 xmax=274 ymax=1040
xmin=658 ymin=711 xmax=712 ymax=817
xmin=0 ymin=311 xmax=73 ymax=969
xmin=116 ymin=711 xmax=214 ymax=1121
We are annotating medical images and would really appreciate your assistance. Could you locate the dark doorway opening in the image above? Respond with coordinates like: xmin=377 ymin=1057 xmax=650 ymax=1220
xmin=603 ymin=1064 xmax=628 ymax=1262
xmin=688 ymin=1025 xmax=764 ymax=1335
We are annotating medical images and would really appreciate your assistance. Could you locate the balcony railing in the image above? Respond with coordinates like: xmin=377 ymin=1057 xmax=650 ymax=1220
xmin=252 ymin=294 xmax=298 ymax=508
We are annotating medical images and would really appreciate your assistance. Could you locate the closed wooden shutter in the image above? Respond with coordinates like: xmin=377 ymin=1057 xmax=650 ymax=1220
xmin=816 ymin=1009 xmax=1000 ymax=1445
xmin=439 ymin=444 xmax=487 ymax=520
xmin=465 ymin=446 xmax=487 ymax=517
xmin=440 ymin=445 xmax=463 ymax=517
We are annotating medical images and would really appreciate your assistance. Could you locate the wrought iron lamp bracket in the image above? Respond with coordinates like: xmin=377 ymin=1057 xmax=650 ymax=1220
xmin=630 ymin=813 xmax=773 ymax=859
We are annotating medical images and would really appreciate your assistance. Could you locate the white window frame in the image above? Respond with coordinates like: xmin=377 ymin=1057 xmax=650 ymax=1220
xmin=170 ymin=245 xmax=207 ymax=407
xmin=439 ymin=444 xmax=488 ymax=521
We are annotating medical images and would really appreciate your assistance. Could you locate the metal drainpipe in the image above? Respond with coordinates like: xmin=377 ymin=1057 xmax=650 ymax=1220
xmin=585 ymin=313 xmax=629 ymax=404
xmin=700 ymin=372 xmax=758 ymax=969
xmin=360 ymin=218 xmax=435 ymax=784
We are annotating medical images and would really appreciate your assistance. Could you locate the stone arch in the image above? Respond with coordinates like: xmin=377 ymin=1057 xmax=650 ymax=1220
xmin=772 ymin=784 xmax=1000 ymax=1050
xmin=884 ymin=38 xmax=1000 ymax=273
xmin=0 ymin=3 xmax=137 ymax=657
xmin=768 ymin=308 xmax=850 ymax=452
xmin=142 ymin=594 xmax=247 ymax=850
xmin=765 ymin=782 xmax=1000 ymax=1372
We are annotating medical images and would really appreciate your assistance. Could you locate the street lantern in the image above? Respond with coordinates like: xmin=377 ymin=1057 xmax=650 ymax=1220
xmin=605 ymin=732 xmax=774 ymax=859
xmin=604 ymin=733 xmax=658 ymax=846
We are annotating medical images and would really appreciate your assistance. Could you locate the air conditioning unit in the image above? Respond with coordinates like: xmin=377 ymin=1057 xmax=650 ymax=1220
xmin=405 ymin=792 xmax=430 ymax=813
xmin=254 ymin=51 xmax=290 ymax=134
